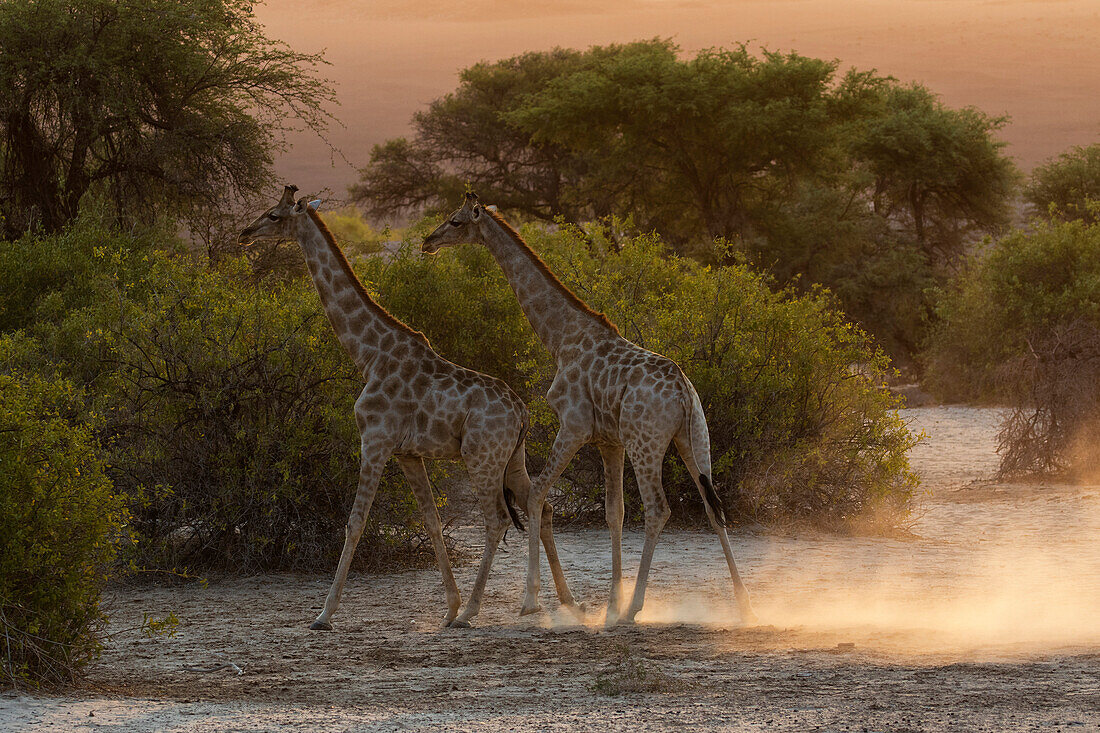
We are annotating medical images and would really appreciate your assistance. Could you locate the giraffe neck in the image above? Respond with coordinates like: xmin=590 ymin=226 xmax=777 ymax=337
xmin=478 ymin=212 xmax=617 ymax=362
xmin=295 ymin=209 xmax=427 ymax=374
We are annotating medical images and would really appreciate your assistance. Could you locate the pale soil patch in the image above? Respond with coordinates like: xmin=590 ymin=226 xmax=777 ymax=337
xmin=4 ymin=407 xmax=1099 ymax=731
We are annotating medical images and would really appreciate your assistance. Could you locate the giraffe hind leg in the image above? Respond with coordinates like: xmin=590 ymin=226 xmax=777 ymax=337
xmin=619 ymin=442 xmax=671 ymax=625
xmin=599 ymin=444 xmax=626 ymax=626
xmin=522 ymin=429 xmax=586 ymax=617
xmin=450 ymin=457 xmax=511 ymax=628
xmin=673 ymin=434 xmax=757 ymax=625
xmin=504 ymin=441 xmax=581 ymax=616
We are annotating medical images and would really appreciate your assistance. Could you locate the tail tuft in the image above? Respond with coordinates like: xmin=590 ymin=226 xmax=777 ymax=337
xmin=699 ymin=474 xmax=727 ymax=525
xmin=503 ymin=487 xmax=525 ymax=532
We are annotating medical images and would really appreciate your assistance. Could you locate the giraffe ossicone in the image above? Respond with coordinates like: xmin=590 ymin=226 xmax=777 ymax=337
xmin=239 ymin=186 xmax=580 ymax=630
xmin=423 ymin=194 xmax=757 ymax=626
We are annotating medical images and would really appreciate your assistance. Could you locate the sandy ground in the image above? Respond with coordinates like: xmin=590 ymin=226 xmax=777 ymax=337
xmin=4 ymin=406 xmax=1100 ymax=731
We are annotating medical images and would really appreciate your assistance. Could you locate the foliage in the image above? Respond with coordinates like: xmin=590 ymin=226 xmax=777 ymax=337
xmin=924 ymin=220 xmax=1100 ymax=476
xmin=321 ymin=207 xmax=387 ymax=259
xmin=357 ymin=225 xmax=545 ymax=393
xmin=0 ymin=333 xmax=126 ymax=686
xmin=847 ymin=82 xmax=1016 ymax=265
xmin=351 ymin=47 xmax=591 ymax=223
xmin=530 ymin=223 xmax=919 ymax=525
xmin=379 ymin=220 xmax=918 ymax=528
xmin=352 ymin=40 xmax=1016 ymax=364
xmin=0 ymin=226 xmax=435 ymax=574
xmin=591 ymin=643 xmax=689 ymax=696
xmin=0 ymin=0 xmax=334 ymax=238
xmin=0 ymin=220 xmax=166 ymax=335
xmin=1025 ymin=143 xmax=1100 ymax=225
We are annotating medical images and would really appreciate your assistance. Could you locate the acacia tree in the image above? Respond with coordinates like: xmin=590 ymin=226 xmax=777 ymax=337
xmin=351 ymin=47 xmax=592 ymax=223
xmin=0 ymin=0 xmax=335 ymax=238
xmin=351 ymin=40 xmax=1017 ymax=363
xmin=510 ymin=42 xmax=845 ymax=248
xmin=848 ymin=82 xmax=1017 ymax=267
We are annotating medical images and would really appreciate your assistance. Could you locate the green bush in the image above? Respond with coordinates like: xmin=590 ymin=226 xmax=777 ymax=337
xmin=1025 ymin=144 xmax=1100 ymax=224
xmin=79 ymin=257 xmax=431 ymax=573
xmin=0 ymin=221 xmax=163 ymax=335
xmin=358 ymin=225 xmax=545 ymax=393
xmin=0 ymin=333 xmax=126 ymax=686
xmin=0 ymin=227 xmax=435 ymax=574
xmin=374 ymin=220 xmax=918 ymax=529
xmin=531 ymin=223 xmax=918 ymax=526
xmin=925 ymin=220 xmax=1100 ymax=476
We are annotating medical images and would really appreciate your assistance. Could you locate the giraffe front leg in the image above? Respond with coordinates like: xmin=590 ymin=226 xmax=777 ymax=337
xmin=599 ymin=444 xmax=626 ymax=627
xmin=311 ymin=443 xmax=390 ymax=631
xmin=522 ymin=430 xmax=585 ymax=617
xmin=397 ymin=456 xmax=462 ymax=627
xmin=504 ymin=445 xmax=582 ymax=617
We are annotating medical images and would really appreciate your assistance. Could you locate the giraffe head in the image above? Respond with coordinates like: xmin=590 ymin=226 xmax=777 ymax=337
xmin=421 ymin=192 xmax=485 ymax=254
xmin=238 ymin=185 xmax=320 ymax=244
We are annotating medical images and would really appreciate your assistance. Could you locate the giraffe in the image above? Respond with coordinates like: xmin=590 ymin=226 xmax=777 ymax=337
xmin=239 ymin=185 xmax=580 ymax=629
xmin=423 ymin=193 xmax=756 ymax=626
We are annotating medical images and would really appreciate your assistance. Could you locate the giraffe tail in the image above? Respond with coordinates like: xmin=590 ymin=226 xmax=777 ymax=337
xmin=681 ymin=372 xmax=726 ymax=525
xmin=503 ymin=487 xmax=525 ymax=532
xmin=699 ymin=473 xmax=727 ymax=526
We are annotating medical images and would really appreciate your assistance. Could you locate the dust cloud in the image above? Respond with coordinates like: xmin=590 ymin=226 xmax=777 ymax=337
xmin=555 ymin=408 xmax=1100 ymax=658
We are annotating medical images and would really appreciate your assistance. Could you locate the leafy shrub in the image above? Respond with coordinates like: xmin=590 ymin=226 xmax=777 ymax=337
xmin=0 ymin=333 xmax=126 ymax=686
xmin=530 ymin=223 xmax=918 ymax=526
xmin=1025 ymin=144 xmax=1100 ymax=224
xmin=78 ymin=258 xmax=431 ymax=573
xmin=358 ymin=225 xmax=544 ymax=393
xmin=321 ymin=207 xmax=387 ymax=258
xmin=925 ymin=220 xmax=1100 ymax=477
xmin=374 ymin=220 xmax=918 ymax=529
xmin=0 ymin=221 xmax=163 ymax=334
xmin=0 ymin=227 xmax=436 ymax=574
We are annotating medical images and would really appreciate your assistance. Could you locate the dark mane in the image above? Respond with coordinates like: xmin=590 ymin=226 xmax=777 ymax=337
xmin=483 ymin=208 xmax=619 ymax=334
xmin=306 ymin=207 xmax=430 ymax=346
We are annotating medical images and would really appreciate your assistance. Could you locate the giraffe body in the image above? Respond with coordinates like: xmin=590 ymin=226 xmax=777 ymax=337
xmin=423 ymin=194 xmax=755 ymax=625
xmin=240 ymin=186 xmax=578 ymax=629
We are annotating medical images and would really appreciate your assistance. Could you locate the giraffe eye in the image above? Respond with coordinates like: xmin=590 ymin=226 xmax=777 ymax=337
xmin=267 ymin=212 xmax=280 ymax=221
xmin=449 ymin=219 xmax=462 ymax=227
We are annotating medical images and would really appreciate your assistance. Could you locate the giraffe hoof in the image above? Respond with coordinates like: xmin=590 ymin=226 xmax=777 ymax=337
xmin=309 ymin=620 xmax=333 ymax=631
xmin=448 ymin=619 xmax=472 ymax=629
xmin=740 ymin=610 xmax=760 ymax=627
xmin=519 ymin=603 xmax=542 ymax=617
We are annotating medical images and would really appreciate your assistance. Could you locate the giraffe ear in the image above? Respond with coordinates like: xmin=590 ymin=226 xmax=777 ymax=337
xmin=471 ymin=204 xmax=482 ymax=220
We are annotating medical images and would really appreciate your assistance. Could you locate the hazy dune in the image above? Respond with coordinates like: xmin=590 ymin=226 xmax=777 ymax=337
xmin=255 ymin=0 xmax=1100 ymax=198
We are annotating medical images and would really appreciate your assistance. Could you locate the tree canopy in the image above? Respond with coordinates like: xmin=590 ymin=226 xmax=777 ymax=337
xmin=351 ymin=40 xmax=1018 ymax=363
xmin=0 ymin=0 xmax=335 ymax=238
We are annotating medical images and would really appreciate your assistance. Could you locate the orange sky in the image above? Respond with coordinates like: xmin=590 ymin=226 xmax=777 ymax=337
xmin=255 ymin=0 xmax=1100 ymax=199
